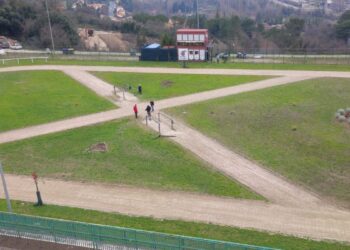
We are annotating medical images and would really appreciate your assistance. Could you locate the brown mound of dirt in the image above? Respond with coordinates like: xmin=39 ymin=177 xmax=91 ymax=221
xmin=87 ymin=142 xmax=108 ymax=153
xmin=161 ymin=80 xmax=173 ymax=88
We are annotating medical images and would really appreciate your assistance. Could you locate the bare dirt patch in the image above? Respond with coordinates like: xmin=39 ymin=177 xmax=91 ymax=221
xmin=86 ymin=142 xmax=108 ymax=153
xmin=161 ymin=80 xmax=173 ymax=88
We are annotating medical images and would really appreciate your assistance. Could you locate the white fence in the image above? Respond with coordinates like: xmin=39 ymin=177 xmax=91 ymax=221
xmin=1 ymin=57 xmax=49 ymax=65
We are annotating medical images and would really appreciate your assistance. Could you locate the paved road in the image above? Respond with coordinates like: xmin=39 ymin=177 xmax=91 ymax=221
xmin=0 ymin=65 xmax=349 ymax=243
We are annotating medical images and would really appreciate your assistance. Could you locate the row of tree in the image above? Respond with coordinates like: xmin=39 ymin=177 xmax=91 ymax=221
xmin=0 ymin=0 xmax=79 ymax=49
xmin=1 ymin=0 xmax=350 ymax=51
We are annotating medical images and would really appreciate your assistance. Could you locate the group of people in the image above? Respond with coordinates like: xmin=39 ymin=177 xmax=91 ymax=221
xmin=133 ymin=101 xmax=154 ymax=119
xmin=131 ymin=84 xmax=155 ymax=120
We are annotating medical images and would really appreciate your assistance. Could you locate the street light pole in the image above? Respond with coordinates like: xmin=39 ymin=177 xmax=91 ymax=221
xmin=196 ymin=0 xmax=199 ymax=28
xmin=45 ymin=0 xmax=55 ymax=55
xmin=0 ymin=162 xmax=12 ymax=213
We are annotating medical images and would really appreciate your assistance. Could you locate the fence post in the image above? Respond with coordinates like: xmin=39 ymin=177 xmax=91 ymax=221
xmin=158 ymin=113 xmax=161 ymax=136
xmin=51 ymin=221 xmax=58 ymax=243
xmin=0 ymin=162 xmax=12 ymax=213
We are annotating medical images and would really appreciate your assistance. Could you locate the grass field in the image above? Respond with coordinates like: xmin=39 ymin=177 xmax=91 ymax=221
xmin=0 ymin=71 xmax=115 ymax=132
xmin=0 ymin=119 xmax=259 ymax=199
xmin=94 ymin=72 xmax=270 ymax=100
xmin=168 ymin=78 xmax=350 ymax=207
xmin=2 ymin=58 xmax=350 ymax=71
xmin=0 ymin=200 xmax=348 ymax=250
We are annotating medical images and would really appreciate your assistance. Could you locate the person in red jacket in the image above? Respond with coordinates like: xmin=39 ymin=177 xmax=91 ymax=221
xmin=133 ymin=104 xmax=138 ymax=118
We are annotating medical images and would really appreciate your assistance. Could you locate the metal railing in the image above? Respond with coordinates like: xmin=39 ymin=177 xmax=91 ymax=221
xmin=0 ymin=212 xmax=278 ymax=250
xmin=1 ymin=57 xmax=49 ymax=65
xmin=145 ymin=112 xmax=176 ymax=137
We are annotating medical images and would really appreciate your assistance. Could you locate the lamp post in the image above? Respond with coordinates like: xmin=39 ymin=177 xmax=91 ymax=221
xmin=0 ymin=162 xmax=12 ymax=213
xmin=45 ymin=0 xmax=55 ymax=55
xmin=196 ymin=0 xmax=199 ymax=28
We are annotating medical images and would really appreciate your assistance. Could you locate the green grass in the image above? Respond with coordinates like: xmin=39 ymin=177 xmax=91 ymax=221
xmin=168 ymin=78 xmax=350 ymax=207
xmin=0 ymin=119 xmax=259 ymax=199
xmin=93 ymin=72 xmax=270 ymax=100
xmin=2 ymin=58 xmax=350 ymax=71
xmin=0 ymin=71 xmax=115 ymax=132
xmin=1 ymin=200 xmax=349 ymax=250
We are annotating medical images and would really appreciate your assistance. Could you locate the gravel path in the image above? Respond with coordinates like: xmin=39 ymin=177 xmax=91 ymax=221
xmin=0 ymin=109 xmax=130 ymax=144
xmin=143 ymin=117 xmax=324 ymax=208
xmin=2 ymin=65 xmax=350 ymax=78
xmin=62 ymin=69 xmax=137 ymax=107
xmin=0 ymin=72 xmax=313 ymax=144
xmin=0 ymin=65 xmax=349 ymax=243
xmin=2 ymin=175 xmax=350 ymax=243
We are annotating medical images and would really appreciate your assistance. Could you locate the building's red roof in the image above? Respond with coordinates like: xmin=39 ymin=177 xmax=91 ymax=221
xmin=177 ymin=29 xmax=208 ymax=34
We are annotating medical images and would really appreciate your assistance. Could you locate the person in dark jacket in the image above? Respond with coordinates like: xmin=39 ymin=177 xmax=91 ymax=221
xmin=133 ymin=104 xmax=138 ymax=118
xmin=146 ymin=105 xmax=152 ymax=120
xmin=150 ymin=100 xmax=155 ymax=112
xmin=138 ymin=84 xmax=142 ymax=95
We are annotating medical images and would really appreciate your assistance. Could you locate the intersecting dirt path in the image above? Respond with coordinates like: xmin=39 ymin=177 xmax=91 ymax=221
xmin=0 ymin=65 xmax=350 ymax=243
xmin=0 ymin=74 xmax=313 ymax=145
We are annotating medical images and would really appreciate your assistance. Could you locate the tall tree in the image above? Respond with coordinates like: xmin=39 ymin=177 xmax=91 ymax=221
xmin=336 ymin=10 xmax=350 ymax=41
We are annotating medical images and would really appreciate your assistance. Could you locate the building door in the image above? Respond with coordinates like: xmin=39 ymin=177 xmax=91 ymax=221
xmin=189 ymin=50 xmax=194 ymax=60
xmin=194 ymin=50 xmax=200 ymax=60
xmin=200 ymin=50 xmax=206 ymax=61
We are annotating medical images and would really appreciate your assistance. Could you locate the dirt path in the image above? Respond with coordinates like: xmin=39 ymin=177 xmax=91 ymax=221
xmin=1 ymin=175 xmax=350 ymax=243
xmin=143 ymin=117 xmax=323 ymax=208
xmin=0 ymin=109 xmax=131 ymax=144
xmin=155 ymin=76 xmax=314 ymax=109
xmin=2 ymin=65 xmax=350 ymax=78
xmin=0 ymin=74 xmax=312 ymax=144
xmin=62 ymin=69 xmax=137 ymax=107
xmin=1 ymin=65 xmax=350 ymax=243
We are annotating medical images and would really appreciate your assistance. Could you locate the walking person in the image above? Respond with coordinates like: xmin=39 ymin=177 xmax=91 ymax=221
xmin=133 ymin=104 xmax=138 ymax=119
xmin=146 ymin=105 xmax=152 ymax=120
xmin=150 ymin=100 xmax=155 ymax=112
xmin=138 ymin=84 xmax=142 ymax=95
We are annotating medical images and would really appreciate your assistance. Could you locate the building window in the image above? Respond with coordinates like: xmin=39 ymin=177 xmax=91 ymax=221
xmin=199 ymin=35 xmax=204 ymax=41
xmin=183 ymin=34 xmax=188 ymax=41
xmin=177 ymin=42 xmax=205 ymax=46
xmin=177 ymin=34 xmax=182 ymax=41
xmin=188 ymin=34 xmax=194 ymax=41
xmin=194 ymin=34 xmax=199 ymax=41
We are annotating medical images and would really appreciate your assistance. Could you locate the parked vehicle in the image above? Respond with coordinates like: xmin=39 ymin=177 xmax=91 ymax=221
xmin=236 ymin=52 xmax=247 ymax=59
xmin=0 ymin=49 xmax=6 ymax=55
xmin=62 ymin=48 xmax=74 ymax=55
xmin=10 ymin=42 xmax=22 ymax=50
xmin=0 ymin=42 xmax=9 ymax=49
